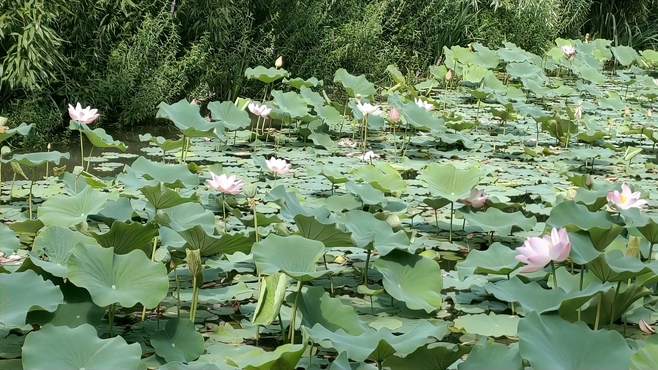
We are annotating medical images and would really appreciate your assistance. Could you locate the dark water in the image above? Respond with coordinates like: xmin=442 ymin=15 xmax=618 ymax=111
xmin=2 ymin=124 xmax=179 ymax=180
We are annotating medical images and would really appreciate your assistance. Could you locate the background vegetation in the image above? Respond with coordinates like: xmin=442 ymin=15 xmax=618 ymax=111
xmin=1 ymin=0 xmax=657 ymax=146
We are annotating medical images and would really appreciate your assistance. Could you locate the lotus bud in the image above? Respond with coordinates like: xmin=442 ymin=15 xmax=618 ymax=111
xmin=574 ymin=105 xmax=582 ymax=120
xmin=186 ymin=248 xmax=203 ymax=287
xmin=640 ymin=319 xmax=656 ymax=335
xmin=585 ymin=175 xmax=593 ymax=189
xmin=445 ymin=69 xmax=453 ymax=81
xmin=624 ymin=107 xmax=631 ymax=117
xmin=0 ymin=116 xmax=7 ymax=126
xmin=386 ymin=214 xmax=401 ymax=229
xmin=388 ymin=108 xmax=401 ymax=123
xmin=648 ymin=110 xmax=653 ymax=118
xmin=243 ymin=183 xmax=257 ymax=198
xmin=334 ymin=255 xmax=348 ymax=265
xmin=0 ymin=146 xmax=10 ymax=157
xmin=626 ymin=236 xmax=641 ymax=258
xmin=585 ymin=33 xmax=591 ymax=43
xmin=275 ymin=56 xmax=284 ymax=69
xmin=47 ymin=143 xmax=52 ymax=151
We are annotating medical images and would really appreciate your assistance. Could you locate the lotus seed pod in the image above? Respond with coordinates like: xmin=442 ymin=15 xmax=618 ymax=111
xmin=186 ymin=248 xmax=203 ymax=287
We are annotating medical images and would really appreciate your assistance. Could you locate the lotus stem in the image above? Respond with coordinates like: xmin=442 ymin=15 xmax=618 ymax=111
xmin=594 ymin=292 xmax=602 ymax=330
xmin=180 ymin=135 xmax=186 ymax=162
xmin=28 ymin=177 xmax=35 ymax=219
xmin=79 ymin=129 xmax=85 ymax=168
xmin=433 ymin=209 xmax=439 ymax=231
xmin=323 ymin=254 xmax=334 ymax=295
xmin=175 ymin=265 xmax=181 ymax=318
xmin=578 ymin=266 xmax=585 ymax=321
xmin=278 ymin=313 xmax=285 ymax=343
xmin=221 ymin=193 xmax=227 ymax=231
xmin=253 ymin=204 xmax=259 ymax=242
xmin=289 ymin=280 xmax=303 ymax=343
xmin=9 ymin=172 xmax=16 ymax=200
xmin=362 ymin=117 xmax=368 ymax=150
xmin=649 ymin=243 xmax=655 ymax=261
xmin=550 ymin=261 xmax=558 ymax=289
xmin=190 ymin=274 xmax=199 ymax=322
xmin=364 ymin=249 xmax=372 ymax=284
xmin=85 ymin=146 xmax=94 ymax=172
xmin=108 ymin=304 xmax=116 ymax=336
xmin=609 ymin=281 xmax=621 ymax=327
xmin=449 ymin=202 xmax=454 ymax=243
xmin=141 ymin=236 xmax=159 ymax=321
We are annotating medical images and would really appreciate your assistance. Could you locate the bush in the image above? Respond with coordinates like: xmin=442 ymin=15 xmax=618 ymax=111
xmin=0 ymin=95 xmax=65 ymax=149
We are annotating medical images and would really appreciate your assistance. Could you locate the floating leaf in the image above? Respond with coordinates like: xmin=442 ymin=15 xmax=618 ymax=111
xmin=151 ymin=319 xmax=204 ymax=363
xmin=37 ymin=187 xmax=110 ymax=228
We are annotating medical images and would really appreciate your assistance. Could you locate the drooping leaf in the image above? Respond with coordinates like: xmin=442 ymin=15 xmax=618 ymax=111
xmin=419 ymin=163 xmax=482 ymax=202
xmin=0 ymin=270 xmax=63 ymax=329
xmin=252 ymin=234 xmax=327 ymax=281
xmin=151 ymin=319 xmax=204 ymax=363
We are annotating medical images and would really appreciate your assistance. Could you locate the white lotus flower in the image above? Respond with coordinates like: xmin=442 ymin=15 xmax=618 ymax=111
xmin=356 ymin=102 xmax=383 ymax=117
xmin=248 ymin=102 xmax=272 ymax=118
xmin=415 ymin=98 xmax=434 ymax=111
xmin=68 ymin=103 xmax=100 ymax=124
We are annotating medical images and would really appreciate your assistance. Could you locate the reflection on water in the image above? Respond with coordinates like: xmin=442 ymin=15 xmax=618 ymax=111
xmin=2 ymin=124 xmax=179 ymax=180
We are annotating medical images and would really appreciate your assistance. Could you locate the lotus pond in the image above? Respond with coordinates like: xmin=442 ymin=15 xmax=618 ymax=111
xmin=2 ymin=39 xmax=658 ymax=370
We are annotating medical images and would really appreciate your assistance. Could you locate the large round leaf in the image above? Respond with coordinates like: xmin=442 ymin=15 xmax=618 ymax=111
xmin=252 ymin=234 xmax=326 ymax=281
xmin=518 ymin=312 xmax=632 ymax=370
xmin=0 ymin=222 xmax=20 ymax=255
xmin=67 ymin=244 xmax=169 ymax=308
xmin=373 ymin=250 xmax=443 ymax=313
xmin=30 ymin=226 xmax=100 ymax=277
xmin=461 ymin=208 xmax=536 ymax=235
xmin=271 ymin=90 xmax=309 ymax=119
xmin=37 ymin=187 xmax=110 ymax=227
xmin=22 ymin=324 xmax=142 ymax=370
xmin=10 ymin=151 xmax=69 ymax=167
xmin=156 ymin=99 xmax=216 ymax=137
xmin=151 ymin=319 xmax=204 ymax=363
xmin=333 ymin=68 xmax=376 ymax=97
xmin=207 ymin=101 xmax=250 ymax=131
xmin=244 ymin=65 xmax=289 ymax=84
xmin=0 ymin=270 xmax=63 ymax=329
xmin=419 ymin=163 xmax=482 ymax=202
xmin=457 ymin=243 xmax=519 ymax=275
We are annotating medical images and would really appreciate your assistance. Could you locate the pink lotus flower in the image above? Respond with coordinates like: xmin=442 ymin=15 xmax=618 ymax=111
xmin=206 ymin=173 xmax=244 ymax=195
xmin=574 ymin=105 xmax=582 ymax=120
xmin=356 ymin=102 xmax=383 ymax=117
xmin=460 ymin=189 xmax=488 ymax=209
xmin=561 ymin=45 xmax=576 ymax=60
xmin=388 ymin=108 xmax=401 ymax=123
xmin=607 ymin=183 xmax=647 ymax=211
xmin=68 ymin=103 xmax=100 ymax=124
xmin=515 ymin=227 xmax=571 ymax=272
xmin=266 ymin=157 xmax=291 ymax=176
xmin=248 ymin=102 xmax=272 ymax=118
xmin=639 ymin=319 xmax=655 ymax=335
xmin=414 ymin=98 xmax=434 ymax=111
xmin=0 ymin=252 xmax=25 ymax=266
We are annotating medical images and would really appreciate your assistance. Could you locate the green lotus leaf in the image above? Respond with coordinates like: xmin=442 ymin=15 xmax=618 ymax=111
xmin=611 ymin=45 xmax=640 ymax=66
xmin=383 ymin=342 xmax=466 ymax=370
xmin=79 ymin=125 xmax=127 ymax=151
xmin=588 ymin=250 xmax=655 ymax=282
xmin=307 ymin=319 xmax=448 ymax=363
xmin=518 ymin=312 xmax=632 ymax=370
xmin=339 ymin=210 xmax=409 ymax=255
xmin=139 ymin=133 xmax=185 ymax=152
xmin=91 ymin=221 xmax=158 ymax=256
xmin=316 ymin=105 xmax=343 ymax=125
xmin=400 ymin=102 xmax=443 ymax=130
xmin=454 ymin=312 xmax=519 ymax=337
xmin=0 ymin=122 xmax=32 ymax=144
xmin=31 ymin=226 xmax=100 ymax=277
xmin=0 ymin=222 xmax=20 ymax=254
xmin=569 ymin=231 xmax=601 ymax=265
xmin=308 ymin=132 xmax=337 ymax=150
xmin=252 ymin=273 xmax=289 ymax=326
xmin=333 ymin=68 xmax=376 ymax=97
xmin=293 ymin=286 xmax=365 ymax=335
xmin=374 ymin=250 xmax=442 ymax=313
xmin=10 ymin=151 xmax=69 ymax=167
xmin=151 ymin=319 xmax=204 ymax=363
xmin=37 ymin=187 xmax=110 ymax=227
xmin=631 ymin=343 xmax=658 ymax=370
xmin=0 ymin=270 xmax=63 ymax=329
xmin=461 ymin=208 xmax=536 ymax=235
xmin=463 ymin=63 xmax=490 ymax=83
xmin=300 ymin=87 xmax=325 ymax=108
xmin=226 ymin=343 xmax=305 ymax=370
xmin=486 ymin=277 xmax=614 ymax=315
xmin=244 ymin=65 xmax=289 ymax=84
xmin=638 ymin=217 xmax=658 ymax=244
xmin=157 ymin=99 xmax=217 ymax=137
xmin=346 ymin=182 xmax=386 ymax=206
xmin=284 ymin=76 xmax=322 ymax=90
xmin=459 ymin=340 xmax=522 ymax=370
xmin=67 ymin=244 xmax=169 ymax=308
xmin=156 ymin=202 xmax=215 ymax=233
xmin=141 ymin=182 xmax=199 ymax=210
xmin=22 ymin=324 xmax=142 ymax=370
xmin=271 ymin=90 xmax=309 ymax=119
xmin=253 ymin=234 xmax=326 ymax=281
xmin=27 ymin=284 xmax=105 ymax=328
xmin=419 ymin=163 xmax=481 ymax=202
xmin=353 ymin=162 xmax=406 ymax=195
xmin=179 ymin=281 xmax=252 ymax=304
xmin=294 ymin=214 xmax=353 ymax=248
xmin=328 ymin=352 xmax=351 ymax=370
xmin=457 ymin=243 xmax=520 ymax=275
xmin=178 ymin=225 xmax=252 ymax=256
xmin=119 ymin=156 xmax=199 ymax=189
xmin=208 ymin=101 xmax=250 ymax=131
xmin=547 ymin=200 xmax=616 ymax=231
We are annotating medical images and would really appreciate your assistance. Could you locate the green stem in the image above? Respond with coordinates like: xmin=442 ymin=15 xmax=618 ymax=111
xmin=79 ymin=129 xmax=85 ymax=168
xmin=190 ymin=275 xmax=199 ymax=322
xmin=594 ymin=293 xmax=602 ymax=330
xmin=609 ymin=281 xmax=621 ymax=327
xmin=449 ymin=202 xmax=454 ymax=243
xmin=364 ymin=249 xmax=372 ymax=284
xmin=649 ymin=243 xmax=655 ymax=261
xmin=551 ymin=261 xmax=558 ymax=289
xmin=289 ymin=281 xmax=303 ymax=343
xmin=221 ymin=193 xmax=227 ymax=231
xmin=253 ymin=204 xmax=259 ymax=242
xmin=278 ymin=313 xmax=285 ymax=343
xmin=108 ymin=304 xmax=115 ymax=336
xmin=578 ymin=266 xmax=585 ymax=321
xmin=141 ymin=236 xmax=159 ymax=321
xmin=175 ymin=266 xmax=181 ymax=318
xmin=28 ymin=178 xmax=34 ymax=219
xmin=323 ymin=254 xmax=334 ymax=296
xmin=180 ymin=135 xmax=186 ymax=162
